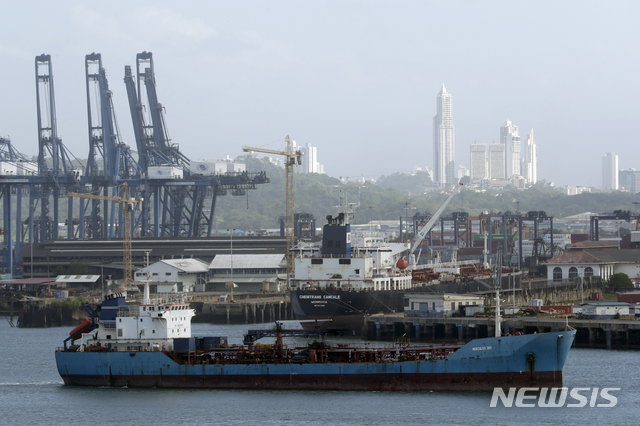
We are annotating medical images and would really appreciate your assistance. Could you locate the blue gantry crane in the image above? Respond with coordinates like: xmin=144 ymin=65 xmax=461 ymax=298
xmin=79 ymin=53 xmax=142 ymax=240
xmin=34 ymin=54 xmax=84 ymax=243
xmin=0 ymin=52 xmax=270 ymax=276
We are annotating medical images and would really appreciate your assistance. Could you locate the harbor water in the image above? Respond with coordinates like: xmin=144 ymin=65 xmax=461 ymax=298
xmin=0 ymin=319 xmax=638 ymax=425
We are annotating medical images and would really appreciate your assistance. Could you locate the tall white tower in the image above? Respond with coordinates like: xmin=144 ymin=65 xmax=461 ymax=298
xmin=500 ymin=120 xmax=520 ymax=178
xmin=433 ymin=84 xmax=455 ymax=186
xmin=602 ymin=152 xmax=619 ymax=191
xmin=521 ymin=129 xmax=538 ymax=185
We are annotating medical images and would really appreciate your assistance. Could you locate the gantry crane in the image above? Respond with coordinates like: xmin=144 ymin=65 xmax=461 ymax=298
xmin=243 ymin=136 xmax=302 ymax=287
xmin=67 ymin=183 xmax=141 ymax=286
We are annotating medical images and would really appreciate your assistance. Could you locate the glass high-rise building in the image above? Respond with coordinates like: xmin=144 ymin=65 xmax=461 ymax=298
xmin=619 ymin=169 xmax=640 ymax=194
xmin=433 ymin=85 xmax=455 ymax=186
xmin=488 ymin=142 xmax=505 ymax=179
xmin=500 ymin=120 xmax=521 ymax=178
xmin=602 ymin=152 xmax=618 ymax=191
xmin=470 ymin=142 xmax=487 ymax=180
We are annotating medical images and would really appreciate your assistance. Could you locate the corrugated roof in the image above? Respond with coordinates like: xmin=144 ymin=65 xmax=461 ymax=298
xmin=160 ymin=259 xmax=209 ymax=273
xmin=569 ymin=241 xmax=617 ymax=249
xmin=546 ymin=248 xmax=640 ymax=264
xmin=545 ymin=250 xmax=603 ymax=264
xmin=208 ymin=277 xmax=277 ymax=283
xmin=55 ymin=275 xmax=101 ymax=283
xmin=0 ymin=278 xmax=56 ymax=285
xmin=209 ymin=254 xmax=285 ymax=269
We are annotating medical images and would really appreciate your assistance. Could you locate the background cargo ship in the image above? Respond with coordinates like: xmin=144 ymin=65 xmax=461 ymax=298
xmin=55 ymin=291 xmax=576 ymax=390
xmin=290 ymin=213 xmax=412 ymax=332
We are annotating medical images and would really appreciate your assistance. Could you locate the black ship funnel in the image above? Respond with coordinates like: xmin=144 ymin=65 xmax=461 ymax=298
xmin=321 ymin=214 xmax=351 ymax=258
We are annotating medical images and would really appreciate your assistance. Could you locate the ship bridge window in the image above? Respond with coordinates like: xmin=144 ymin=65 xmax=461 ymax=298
xmin=339 ymin=259 xmax=351 ymax=265
xmin=311 ymin=259 xmax=323 ymax=265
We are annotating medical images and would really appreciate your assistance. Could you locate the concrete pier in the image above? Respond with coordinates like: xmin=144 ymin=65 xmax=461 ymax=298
xmin=363 ymin=315 xmax=640 ymax=350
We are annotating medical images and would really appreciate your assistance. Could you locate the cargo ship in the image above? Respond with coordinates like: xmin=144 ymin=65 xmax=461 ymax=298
xmin=55 ymin=290 xmax=576 ymax=390
xmin=291 ymin=212 xmax=413 ymax=333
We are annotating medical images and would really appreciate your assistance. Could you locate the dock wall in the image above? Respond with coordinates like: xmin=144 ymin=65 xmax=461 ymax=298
xmin=193 ymin=298 xmax=292 ymax=324
xmin=363 ymin=315 xmax=640 ymax=350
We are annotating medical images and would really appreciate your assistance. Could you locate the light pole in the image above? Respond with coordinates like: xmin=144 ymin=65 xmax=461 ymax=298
xmin=101 ymin=259 xmax=105 ymax=299
xmin=227 ymin=228 xmax=236 ymax=301
xmin=403 ymin=202 xmax=411 ymax=242
xmin=30 ymin=204 xmax=34 ymax=278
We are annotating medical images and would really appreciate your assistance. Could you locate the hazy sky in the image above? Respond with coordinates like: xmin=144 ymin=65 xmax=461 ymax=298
xmin=1 ymin=1 xmax=638 ymax=188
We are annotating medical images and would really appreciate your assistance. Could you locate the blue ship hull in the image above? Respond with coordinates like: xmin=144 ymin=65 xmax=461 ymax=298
xmin=55 ymin=330 xmax=575 ymax=391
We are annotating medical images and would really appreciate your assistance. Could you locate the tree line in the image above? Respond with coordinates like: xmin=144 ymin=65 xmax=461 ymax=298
xmin=211 ymin=156 xmax=640 ymax=232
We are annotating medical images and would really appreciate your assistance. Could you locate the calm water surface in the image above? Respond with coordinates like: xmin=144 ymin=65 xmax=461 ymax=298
xmin=0 ymin=319 xmax=637 ymax=425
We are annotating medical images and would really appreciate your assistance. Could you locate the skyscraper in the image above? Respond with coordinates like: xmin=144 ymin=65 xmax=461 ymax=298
xmin=521 ymin=129 xmax=538 ymax=185
xmin=619 ymin=169 xmax=640 ymax=194
xmin=602 ymin=152 xmax=619 ymax=191
xmin=433 ymin=84 xmax=455 ymax=186
xmin=299 ymin=142 xmax=324 ymax=174
xmin=488 ymin=142 xmax=505 ymax=179
xmin=470 ymin=142 xmax=487 ymax=180
xmin=500 ymin=120 xmax=520 ymax=178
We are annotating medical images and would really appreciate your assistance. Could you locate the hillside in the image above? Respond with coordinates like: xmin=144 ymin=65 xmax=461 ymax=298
xmin=211 ymin=156 xmax=640 ymax=231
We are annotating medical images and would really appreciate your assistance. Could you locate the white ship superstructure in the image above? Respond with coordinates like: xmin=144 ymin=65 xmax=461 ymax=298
xmin=69 ymin=292 xmax=195 ymax=352
xmin=293 ymin=229 xmax=412 ymax=292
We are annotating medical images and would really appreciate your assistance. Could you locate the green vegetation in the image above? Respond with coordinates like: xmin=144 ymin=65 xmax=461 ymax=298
xmin=211 ymin=157 xmax=640 ymax=231
xmin=607 ymin=273 xmax=634 ymax=290
xmin=49 ymin=297 xmax=86 ymax=310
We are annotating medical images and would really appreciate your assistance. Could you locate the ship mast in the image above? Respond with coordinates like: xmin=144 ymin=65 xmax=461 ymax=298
xmin=144 ymin=250 xmax=150 ymax=305
xmin=495 ymin=245 xmax=503 ymax=337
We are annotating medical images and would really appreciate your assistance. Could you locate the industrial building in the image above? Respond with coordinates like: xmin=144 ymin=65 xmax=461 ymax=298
xmin=404 ymin=293 xmax=485 ymax=317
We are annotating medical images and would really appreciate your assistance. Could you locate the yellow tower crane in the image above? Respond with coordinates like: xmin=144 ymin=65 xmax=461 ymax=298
xmin=67 ymin=183 xmax=142 ymax=287
xmin=243 ymin=136 xmax=302 ymax=288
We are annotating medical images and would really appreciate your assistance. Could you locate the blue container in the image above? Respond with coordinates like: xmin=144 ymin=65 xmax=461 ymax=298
xmin=173 ymin=337 xmax=196 ymax=352
xmin=55 ymin=293 xmax=61 ymax=299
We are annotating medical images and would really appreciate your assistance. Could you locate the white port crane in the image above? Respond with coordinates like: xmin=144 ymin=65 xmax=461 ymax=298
xmin=409 ymin=188 xmax=460 ymax=267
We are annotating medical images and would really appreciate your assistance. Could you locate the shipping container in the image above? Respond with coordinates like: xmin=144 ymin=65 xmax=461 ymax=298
xmin=174 ymin=337 xmax=196 ymax=352
xmin=148 ymin=166 xmax=184 ymax=179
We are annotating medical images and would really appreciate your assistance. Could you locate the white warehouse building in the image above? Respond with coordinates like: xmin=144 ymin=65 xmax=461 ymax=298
xmin=134 ymin=258 xmax=210 ymax=293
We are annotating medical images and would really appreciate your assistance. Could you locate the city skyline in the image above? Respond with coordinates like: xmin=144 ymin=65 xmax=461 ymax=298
xmin=0 ymin=2 xmax=638 ymax=189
